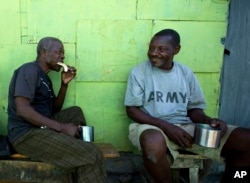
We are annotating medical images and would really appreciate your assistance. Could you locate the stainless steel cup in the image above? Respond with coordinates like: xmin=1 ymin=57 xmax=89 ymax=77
xmin=80 ymin=126 xmax=94 ymax=142
xmin=194 ymin=124 xmax=221 ymax=148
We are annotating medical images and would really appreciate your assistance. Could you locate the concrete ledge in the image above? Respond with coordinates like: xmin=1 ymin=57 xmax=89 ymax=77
xmin=0 ymin=143 xmax=119 ymax=183
xmin=0 ymin=160 xmax=69 ymax=183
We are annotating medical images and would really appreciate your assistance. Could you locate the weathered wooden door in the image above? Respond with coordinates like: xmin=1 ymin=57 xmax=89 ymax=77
xmin=219 ymin=0 xmax=250 ymax=128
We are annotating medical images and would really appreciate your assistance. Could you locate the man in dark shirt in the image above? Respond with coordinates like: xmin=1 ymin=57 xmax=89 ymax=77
xmin=7 ymin=37 xmax=107 ymax=183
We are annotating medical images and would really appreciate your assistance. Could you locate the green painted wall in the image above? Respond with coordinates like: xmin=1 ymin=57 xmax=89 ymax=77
xmin=0 ymin=0 xmax=229 ymax=151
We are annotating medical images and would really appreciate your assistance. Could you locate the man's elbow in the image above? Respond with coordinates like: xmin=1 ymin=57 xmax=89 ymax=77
xmin=16 ymin=104 xmax=32 ymax=119
xmin=126 ymin=106 xmax=138 ymax=118
xmin=16 ymin=108 xmax=27 ymax=119
xmin=15 ymin=97 xmax=32 ymax=118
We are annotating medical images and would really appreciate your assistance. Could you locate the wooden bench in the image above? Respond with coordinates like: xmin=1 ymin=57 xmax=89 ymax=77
xmin=142 ymin=152 xmax=211 ymax=183
xmin=0 ymin=143 xmax=119 ymax=183
xmin=171 ymin=154 xmax=210 ymax=183
xmin=0 ymin=143 xmax=210 ymax=183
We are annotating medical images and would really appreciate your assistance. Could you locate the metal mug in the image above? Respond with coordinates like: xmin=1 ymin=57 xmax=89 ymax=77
xmin=79 ymin=126 xmax=94 ymax=142
xmin=194 ymin=124 xmax=221 ymax=148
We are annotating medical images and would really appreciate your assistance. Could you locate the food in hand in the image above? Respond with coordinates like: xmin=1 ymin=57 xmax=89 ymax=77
xmin=57 ymin=62 xmax=69 ymax=72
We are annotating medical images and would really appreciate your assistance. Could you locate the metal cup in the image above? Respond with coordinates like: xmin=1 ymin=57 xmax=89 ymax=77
xmin=79 ymin=126 xmax=94 ymax=142
xmin=194 ymin=124 xmax=221 ymax=148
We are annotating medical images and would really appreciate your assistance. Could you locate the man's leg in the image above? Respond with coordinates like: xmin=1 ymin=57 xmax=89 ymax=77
xmin=221 ymin=127 xmax=250 ymax=182
xmin=52 ymin=106 xmax=86 ymax=126
xmin=13 ymin=129 xmax=107 ymax=183
xmin=140 ymin=129 xmax=172 ymax=183
xmin=221 ymin=127 xmax=250 ymax=166
xmin=76 ymin=157 xmax=107 ymax=183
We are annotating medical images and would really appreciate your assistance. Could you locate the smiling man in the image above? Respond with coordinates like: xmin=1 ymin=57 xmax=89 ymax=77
xmin=7 ymin=37 xmax=107 ymax=183
xmin=124 ymin=29 xmax=250 ymax=183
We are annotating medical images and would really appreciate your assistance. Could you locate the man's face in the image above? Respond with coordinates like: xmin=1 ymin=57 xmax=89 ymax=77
xmin=44 ymin=41 xmax=65 ymax=71
xmin=147 ymin=35 xmax=180 ymax=70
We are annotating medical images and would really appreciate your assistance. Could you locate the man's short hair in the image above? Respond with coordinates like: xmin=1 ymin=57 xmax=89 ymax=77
xmin=37 ymin=37 xmax=62 ymax=55
xmin=154 ymin=29 xmax=180 ymax=47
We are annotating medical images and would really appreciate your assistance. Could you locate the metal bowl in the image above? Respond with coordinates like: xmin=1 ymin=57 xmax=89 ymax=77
xmin=194 ymin=124 xmax=221 ymax=148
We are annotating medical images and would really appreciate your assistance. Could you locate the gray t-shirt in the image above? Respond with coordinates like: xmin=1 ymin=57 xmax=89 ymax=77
xmin=124 ymin=61 xmax=206 ymax=124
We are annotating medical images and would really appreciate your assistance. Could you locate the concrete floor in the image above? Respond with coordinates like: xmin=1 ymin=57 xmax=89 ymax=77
xmin=200 ymin=162 xmax=224 ymax=183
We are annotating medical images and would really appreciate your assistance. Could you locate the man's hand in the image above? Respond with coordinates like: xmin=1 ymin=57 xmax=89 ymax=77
xmin=126 ymin=106 xmax=194 ymax=149
xmin=161 ymin=123 xmax=193 ymax=149
xmin=187 ymin=108 xmax=228 ymax=137
xmin=209 ymin=118 xmax=227 ymax=136
xmin=61 ymin=66 xmax=77 ymax=85
xmin=60 ymin=123 xmax=80 ymax=138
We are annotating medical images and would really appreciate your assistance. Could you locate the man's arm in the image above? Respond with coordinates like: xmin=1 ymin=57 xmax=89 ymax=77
xmin=126 ymin=106 xmax=193 ymax=148
xmin=15 ymin=96 xmax=79 ymax=137
xmin=53 ymin=82 xmax=68 ymax=112
xmin=53 ymin=66 xmax=77 ymax=112
xmin=187 ymin=108 xmax=212 ymax=124
xmin=188 ymin=108 xmax=227 ymax=136
xmin=126 ymin=106 xmax=163 ymax=127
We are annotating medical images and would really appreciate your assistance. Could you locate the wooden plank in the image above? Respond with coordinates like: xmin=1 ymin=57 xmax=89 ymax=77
xmin=95 ymin=143 xmax=120 ymax=158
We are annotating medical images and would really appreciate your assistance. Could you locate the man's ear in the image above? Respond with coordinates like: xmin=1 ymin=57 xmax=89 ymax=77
xmin=40 ymin=48 xmax=47 ymax=57
xmin=174 ymin=45 xmax=181 ymax=55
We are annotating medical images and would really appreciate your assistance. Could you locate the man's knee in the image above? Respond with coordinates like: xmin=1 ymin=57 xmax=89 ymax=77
xmin=66 ymin=106 xmax=86 ymax=125
xmin=67 ymin=106 xmax=83 ymax=113
xmin=140 ymin=129 xmax=165 ymax=146
xmin=140 ymin=129 xmax=167 ymax=163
